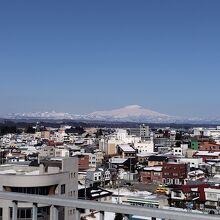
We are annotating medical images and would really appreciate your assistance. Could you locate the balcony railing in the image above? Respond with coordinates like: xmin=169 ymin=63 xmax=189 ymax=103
xmin=0 ymin=191 xmax=219 ymax=220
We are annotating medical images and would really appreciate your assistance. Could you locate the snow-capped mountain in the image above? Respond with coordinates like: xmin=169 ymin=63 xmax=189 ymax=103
xmin=4 ymin=111 xmax=81 ymax=120
xmin=2 ymin=105 xmax=220 ymax=123
xmin=85 ymin=105 xmax=177 ymax=122
xmin=2 ymin=105 xmax=177 ymax=123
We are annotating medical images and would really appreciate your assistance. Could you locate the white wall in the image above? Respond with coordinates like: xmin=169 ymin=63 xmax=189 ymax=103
xmin=133 ymin=140 xmax=154 ymax=153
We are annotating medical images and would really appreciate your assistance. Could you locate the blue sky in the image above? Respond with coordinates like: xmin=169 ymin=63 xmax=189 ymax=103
xmin=0 ymin=0 xmax=220 ymax=117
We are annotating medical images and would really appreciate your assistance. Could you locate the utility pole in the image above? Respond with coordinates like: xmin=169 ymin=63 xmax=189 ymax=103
xmin=129 ymin=158 xmax=131 ymax=182
xmin=84 ymin=177 xmax=87 ymax=200
xmin=84 ymin=177 xmax=90 ymax=200
xmin=217 ymin=198 xmax=220 ymax=215
xmin=102 ymin=166 xmax=106 ymax=188
xmin=117 ymin=176 xmax=120 ymax=204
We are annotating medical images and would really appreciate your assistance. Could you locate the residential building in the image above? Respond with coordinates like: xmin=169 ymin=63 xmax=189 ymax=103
xmin=75 ymin=154 xmax=89 ymax=171
xmin=116 ymin=144 xmax=136 ymax=159
xmin=204 ymin=187 xmax=220 ymax=214
xmin=94 ymin=150 xmax=104 ymax=165
xmin=162 ymin=163 xmax=188 ymax=185
xmin=193 ymin=151 xmax=220 ymax=162
xmin=128 ymin=124 xmax=150 ymax=140
xmin=133 ymin=138 xmax=154 ymax=154
xmin=199 ymin=142 xmax=220 ymax=151
xmin=86 ymin=170 xmax=111 ymax=187
xmin=177 ymin=158 xmax=203 ymax=169
xmin=170 ymin=184 xmax=208 ymax=209
xmin=140 ymin=166 xmax=163 ymax=183
xmin=148 ymin=156 xmax=168 ymax=167
xmin=204 ymin=127 xmax=220 ymax=138
xmin=191 ymin=140 xmax=199 ymax=151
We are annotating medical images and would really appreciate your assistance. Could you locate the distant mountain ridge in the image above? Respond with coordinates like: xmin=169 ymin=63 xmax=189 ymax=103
xmin=1 ymin=105 xmax=220 ymax=124
xmin=85 ymin=105 xmax=176 ymax=122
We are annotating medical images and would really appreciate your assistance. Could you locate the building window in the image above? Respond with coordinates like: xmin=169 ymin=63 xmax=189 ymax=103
xmin=174 ymin=192 xmax=181 ymax=197
xmin=61 ymin=184 xmax=65 ymax=194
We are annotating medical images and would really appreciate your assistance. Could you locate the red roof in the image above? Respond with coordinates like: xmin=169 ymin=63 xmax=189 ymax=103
xmin=200 ymin=141 xmax=220 ymax=147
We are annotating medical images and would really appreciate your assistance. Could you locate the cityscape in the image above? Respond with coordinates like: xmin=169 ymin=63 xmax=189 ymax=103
xmin=1 ymin=1 xmax=220 ymax=220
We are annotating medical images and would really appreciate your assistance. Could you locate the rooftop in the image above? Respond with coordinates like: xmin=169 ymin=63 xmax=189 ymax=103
xmin=194 ymin=151 xmax=220 ymax=156
xmin=0 ymin=164 xmax=39 ymax=175
xmin=118 ymin=144 xmax=136 ymax=152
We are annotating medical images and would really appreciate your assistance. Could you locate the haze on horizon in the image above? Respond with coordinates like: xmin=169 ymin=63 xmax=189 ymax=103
xmin=0 ymin=0 xmax=220 ymax=118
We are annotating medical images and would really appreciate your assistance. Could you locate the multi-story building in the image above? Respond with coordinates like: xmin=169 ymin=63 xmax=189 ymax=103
xmin=199 ymin=142 xmax=220 ymax=151
xmin=0 ymin=157 xmax=78 ymax=220
xmin=204 ymin=187 xmax=220 ymax=214
xmin=170 ymin=184 xmax=220 ymax=214
xmin=94 ymin=150 xmax=104 ymax=165
xmin=86 ymin=170 xmax=111 ymax=187
xmin=74 ymin=154 xmax=89 ymax=171
xmin=148 ymin=156 xmax=168 ymax=167
xmin=204 ymin=127 xmax=220 ymax=138
xmin=190 ymin=140 xmax=199 ymax=151
xmin=170 ymin=184 xmax=208 ymax=209
xmin=128 ymin=124 xmax=150 ymax=140
xmin=140 ymin=166 xmax=163 ymax=183
xmin=116 ymin=144 xmax=136 ymax=159
xmin=193 ymin=151 xmax=220 ymax=162
xmin=133 ymin=138 xmax=154 ymax=154
xmin=176 ymin=158 xmax=203 ymax=169
xmin=162 ymin=163 xmax=188 ymax=185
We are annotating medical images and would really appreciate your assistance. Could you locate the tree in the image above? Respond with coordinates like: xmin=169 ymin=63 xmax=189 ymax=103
xmin=95 ymin=129 xmax=103 ymax=138
xmin=0 ymin=125 xmax=17 ymax=135
xmin=175 ymin=132 xmax=183 ymax=141
xmin=114 ymin=213 xmax=123 ymax=220
xmin=25 ymin=126 xmax=36 ymax=134
xmin=158 ymin=129 xmax=163 ymax=134
xmin=175 ymin=141 xmax=181 ymax=147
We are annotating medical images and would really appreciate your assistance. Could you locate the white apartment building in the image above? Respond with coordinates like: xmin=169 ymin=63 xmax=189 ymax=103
xmin=204 ymin=188 xmax=220 ymax=213
xmin=204 ymin=126 xmax=220 ymax=138
xmin=99 ymin=129 xmax=141 ymax=155
xmin=133 ymin=139 xmax=154 ymax=154
xmin=192 ymin=127 xmax=204 ymax=136
xmin=177 ymin=157 xmax=203 ymax=169
xmin=88 ymin=153 xmax=97 ymax=167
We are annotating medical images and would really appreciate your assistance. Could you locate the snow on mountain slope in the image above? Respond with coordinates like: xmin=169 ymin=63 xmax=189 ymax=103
xmin=3 ymin=105 xmax=219 ymax=123
xmin=4 ymin=111 xmax=80 ymax=120
xmin=85 ymin=105 xmax=176 ymax=122
xmin=2 ymin=105 xmax=176 ymax=122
